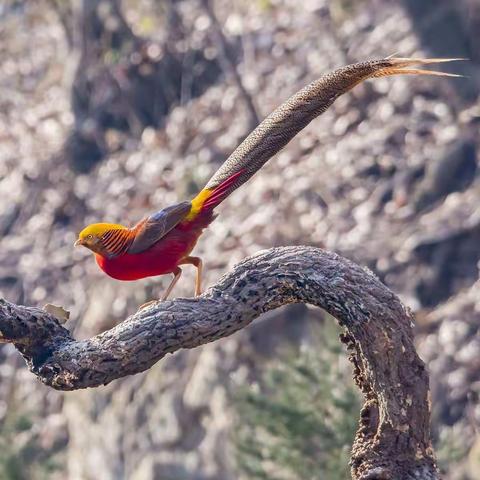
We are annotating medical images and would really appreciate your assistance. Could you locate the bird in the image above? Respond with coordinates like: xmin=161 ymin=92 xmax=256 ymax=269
xmin=75 ymin=57 xmax=460 ymax=304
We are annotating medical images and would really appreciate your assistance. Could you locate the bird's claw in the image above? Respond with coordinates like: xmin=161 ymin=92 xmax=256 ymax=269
xmin=138 ymin=299 xmax=162 ymax=311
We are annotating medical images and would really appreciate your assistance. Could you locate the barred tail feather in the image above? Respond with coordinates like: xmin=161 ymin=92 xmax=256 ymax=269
xmin=187 ymin=57 xmax=462 ymax=221
xmin=201 ymin=169 xmax=246 ymax=210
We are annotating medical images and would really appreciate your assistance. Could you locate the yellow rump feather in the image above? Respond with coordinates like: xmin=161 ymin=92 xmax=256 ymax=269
xmin=185 ymin=189 xmax=213 ymax=221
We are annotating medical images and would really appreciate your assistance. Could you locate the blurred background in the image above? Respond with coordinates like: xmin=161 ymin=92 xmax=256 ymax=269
xmin=0 ymin=0 xmax=479 ymax=479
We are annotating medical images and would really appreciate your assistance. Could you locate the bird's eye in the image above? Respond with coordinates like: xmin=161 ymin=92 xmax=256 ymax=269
xmin=87 ymin=234 xmax=93 ymax=240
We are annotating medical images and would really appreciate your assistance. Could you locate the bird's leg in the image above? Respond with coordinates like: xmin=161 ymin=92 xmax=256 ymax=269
xmin=161 ymin=266 xmax=183 ymax=301
xmin=180 ymin=256 xmax=203 ymax=296
xmin=139 ymin=267 xmax=182 ymax=310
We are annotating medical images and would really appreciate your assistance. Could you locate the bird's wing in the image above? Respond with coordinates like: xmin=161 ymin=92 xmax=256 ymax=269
xmin=127 ymin=201 xmax=192 ymax=254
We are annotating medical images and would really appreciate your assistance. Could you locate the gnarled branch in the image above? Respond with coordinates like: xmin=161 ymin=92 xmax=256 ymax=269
xmin=0 ymin=246 xmax=438 ymax=479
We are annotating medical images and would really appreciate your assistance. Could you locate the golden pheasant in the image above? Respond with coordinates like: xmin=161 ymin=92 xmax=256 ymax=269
xmin=75 ymin=57 xmax=460 ymax=302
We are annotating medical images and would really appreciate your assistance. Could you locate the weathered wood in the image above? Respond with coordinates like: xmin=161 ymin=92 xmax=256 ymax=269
xmin=0 ymin=246 xmax=439 ymax=479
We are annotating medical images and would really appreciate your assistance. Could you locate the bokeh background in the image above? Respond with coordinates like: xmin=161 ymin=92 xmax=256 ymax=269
xmin=0 ymin=1 xmax=479 ymax=479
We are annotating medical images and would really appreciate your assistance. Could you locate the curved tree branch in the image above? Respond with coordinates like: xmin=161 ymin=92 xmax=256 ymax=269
xmin=0 ymin=246 xmax=438 ymax=479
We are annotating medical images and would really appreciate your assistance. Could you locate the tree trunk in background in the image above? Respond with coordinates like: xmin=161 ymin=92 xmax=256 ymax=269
xmin=64 ymin=0 xmax=221 ymax=172
xmin=402 ymin=0 xmax=480 ymax=100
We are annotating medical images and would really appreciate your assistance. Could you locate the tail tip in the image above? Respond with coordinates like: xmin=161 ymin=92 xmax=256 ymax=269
xmin=378 ymin=56 xmax=467 ymax=79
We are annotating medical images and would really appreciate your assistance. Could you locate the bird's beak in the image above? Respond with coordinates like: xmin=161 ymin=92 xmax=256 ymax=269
xmin=74 ymin=239 xmax=82 ymax=247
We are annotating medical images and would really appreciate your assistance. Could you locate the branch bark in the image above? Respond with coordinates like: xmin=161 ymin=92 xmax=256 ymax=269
xmin=0 ymin=246 xmax=439 ymax=479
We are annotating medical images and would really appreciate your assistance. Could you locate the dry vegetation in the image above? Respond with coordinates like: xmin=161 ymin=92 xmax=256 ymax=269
xmin=0 ymin=0 xmax=479 ymax=478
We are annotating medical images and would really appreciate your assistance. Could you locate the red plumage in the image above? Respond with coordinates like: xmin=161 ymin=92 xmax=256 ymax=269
xmin=95 ymin=206 xmax=214 ymax=281
xmin=94 ymin=170 xmax=235 ymax=282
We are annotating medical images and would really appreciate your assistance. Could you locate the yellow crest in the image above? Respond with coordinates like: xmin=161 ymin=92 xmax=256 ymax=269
xmin=78 ymin=223 xmax=126 ymax=240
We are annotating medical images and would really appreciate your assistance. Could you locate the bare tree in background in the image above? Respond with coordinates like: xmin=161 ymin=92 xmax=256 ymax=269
xmin=59 ymin=0 xmax=222 ymax=171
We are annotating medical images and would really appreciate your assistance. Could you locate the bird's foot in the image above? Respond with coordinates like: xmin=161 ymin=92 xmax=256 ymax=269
xmin=138 ymin=300 xmax=161 ymax=311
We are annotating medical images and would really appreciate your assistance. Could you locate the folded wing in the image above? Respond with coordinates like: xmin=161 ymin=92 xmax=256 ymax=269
xmin=128 ymin=201 xmax=192 ymax=254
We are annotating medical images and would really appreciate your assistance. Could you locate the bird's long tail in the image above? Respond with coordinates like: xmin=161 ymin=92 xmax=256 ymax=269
xmin=187 ymin=57 xmax=462 ymax=219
